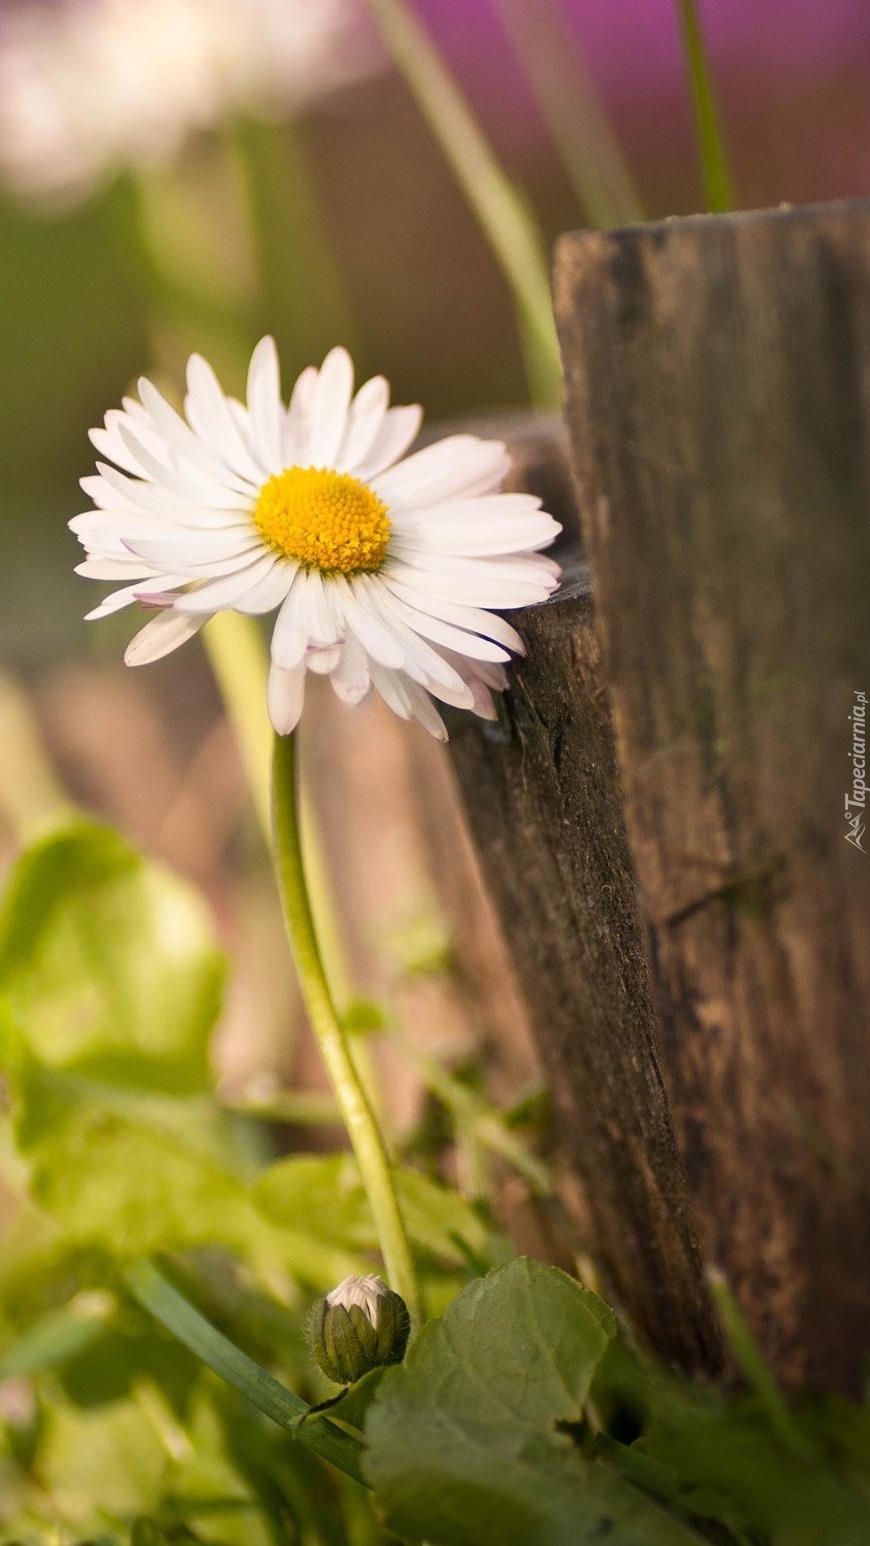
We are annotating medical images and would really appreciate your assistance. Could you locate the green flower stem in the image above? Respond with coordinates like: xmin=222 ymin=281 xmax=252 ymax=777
xmin=125 ymin=1259 xmax=366 ymax=1483
xmin=366 ymin=0 xmax=561 ymax=407
xmin=225 ymin=1040 xmax=551 ymax=1198
xmin=272 ymin=731 xmax=421 ymax=1324
xmin=494 ymin=0 xmax=643 ymax=229
xmin=229 ymin=114 xmax=354 ymax=365
xmin=202 ymin=614 xmax=354 ymax=1011
xmin=676 ymin=0 xmax=734 ymax=213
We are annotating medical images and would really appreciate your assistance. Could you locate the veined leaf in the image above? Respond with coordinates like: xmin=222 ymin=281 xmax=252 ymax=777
xmin=255 ymin=1152 xmax=492 ymax=1268
xmin=365 ymin=1257 xmax=703 ymax=1545
xmin=0 ymin=818 xmax=224 ymax=1095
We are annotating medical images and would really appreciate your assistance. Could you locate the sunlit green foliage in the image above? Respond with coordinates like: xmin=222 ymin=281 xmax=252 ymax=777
xmin=1 ymin=821 xmax=868 ymax=1545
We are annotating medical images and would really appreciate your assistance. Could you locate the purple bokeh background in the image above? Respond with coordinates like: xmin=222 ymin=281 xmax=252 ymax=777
xmin=417 ymin=0 xmax=870 ymax=207
xmin=419 ymin=0 xmax=870 ymax=85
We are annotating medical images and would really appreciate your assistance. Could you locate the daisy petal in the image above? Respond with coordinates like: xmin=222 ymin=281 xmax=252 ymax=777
xmin=247 ymin=336 xmax=284 ymax=473
xmin=136 ymin=377 xmax=257 ymax=498
xmin=372 ymin=435 xmax=510 ymax=507
xmin=402 ymin=678 xmax=449 ymax=740
xmin=307 ymin=643 xmax=342 ymax=675
xmin=185 ymin=353 xmax=267 ymax=485
xmin=353 ymin=404 xmax=423 ymax=481
xmin=358 ymin=579 xmax=474 ymax=704
xmin=124 ymin=610 xmax=205 ymax=666
xmin=121 ymin=533 xmax=260 ymax=570
xmin=294 ymin=569 xmax=342 ymax=646
xmin=75 ymin=555 xmax=155 ymax=581
xmin=235 ymin=560 xmax=297 ymax=616
xmin=330 ymin=633 xmax=371 ymax=705
xmin=336 ymin=374 xmax=389 ymax=472
xmin=333 ymin=578 xmax=405 ymax=669
xmin=387 ymin=557 xmax=555 ymax=609
xmin=393 ymin=495 xmax=561 ymax=556
xmin=306 ymin=347 xmax=354 ymax=466
xmin=172 ymin=553 xmax=277 ymax=614
xmin=369 ymin=662 xmax=413 ymax=720
xmin=374 ymin=586 xmax=511 ymax=662
xmin=381 ymin=576 xmax=524 ymax=654
xmin=267 ymin=660 xmax=306 ymax=736
xmin=270 ymin=579 xmax=309 ymax=670
xmin=85 ymin=574 xmax=187 ymax=619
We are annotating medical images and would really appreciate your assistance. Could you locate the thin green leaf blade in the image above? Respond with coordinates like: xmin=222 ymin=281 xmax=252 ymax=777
xmin=126 ymin=1259 xmax=366 ymax=1485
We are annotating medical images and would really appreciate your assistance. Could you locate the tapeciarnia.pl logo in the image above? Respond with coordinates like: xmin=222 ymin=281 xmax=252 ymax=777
xmin=845 ymin=690 xmax=867 ymax=852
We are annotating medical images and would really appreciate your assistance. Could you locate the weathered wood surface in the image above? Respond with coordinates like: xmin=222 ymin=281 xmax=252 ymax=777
xmin=448 ymin=424 xmax=721 ymax=1373
xmin=555 ymin=200 xmax=870 ymax=1392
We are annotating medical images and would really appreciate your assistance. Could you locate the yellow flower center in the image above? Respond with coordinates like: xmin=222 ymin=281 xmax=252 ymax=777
xmin=253 ymin=465 xmax=391 ymax=576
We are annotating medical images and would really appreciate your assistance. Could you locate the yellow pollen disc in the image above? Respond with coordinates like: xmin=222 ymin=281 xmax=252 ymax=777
xmin=253 ymin=465 xmax=391 ymax=576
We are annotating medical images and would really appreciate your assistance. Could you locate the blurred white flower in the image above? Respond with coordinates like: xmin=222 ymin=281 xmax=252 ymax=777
xmin=0 ymin=0 xmax=383 ymax=204
xmin=72 ymin=339 xmax=561 ymax=739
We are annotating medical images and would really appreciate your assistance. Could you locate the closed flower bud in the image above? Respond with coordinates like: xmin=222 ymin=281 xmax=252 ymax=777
xmin=309 ymin=1274 xmax=410 ymax=1386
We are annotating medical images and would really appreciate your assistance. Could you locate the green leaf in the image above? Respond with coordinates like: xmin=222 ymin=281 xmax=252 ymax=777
xmin=5 ymin=1052 xmax=355 ymax=1285
xmin=164 ymin=1385 xmax=275 ymax=1546
xmin=365 ymin=1257 xmax=702 ymax=1546
xmin=36 ymin=1389 xmax=169 ymax=1523
xmin=9 ymin=1054 xmax=252 ymax=1257
xmin=255 ymin=1153 xmax=491 ymax=1269
xmin=0 ymin=819 xmax=225 ymax=1095
xmin=126 ymin=1260 xmax=365 ymax=1485
xmin=131 ymin=1524 xmax=171 ymax=1546
xmin=0 ymin=1291 xmax=114 ymax=1381
xmin=0 ymin=818 xmax=356 ymax=1285
xmin=636 ymin=1395 xmax=870 ymax=1546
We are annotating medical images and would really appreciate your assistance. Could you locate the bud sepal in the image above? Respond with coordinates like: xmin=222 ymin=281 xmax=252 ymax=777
xmin=310 ymin=1274 xmax=410 ymax=1386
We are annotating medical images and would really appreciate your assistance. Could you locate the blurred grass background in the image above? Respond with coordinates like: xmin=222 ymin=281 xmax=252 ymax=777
xmin=1 ymin=0 xmax=869 ymax=1152
xmin=4 ymin=0 xmax=870 ymax=664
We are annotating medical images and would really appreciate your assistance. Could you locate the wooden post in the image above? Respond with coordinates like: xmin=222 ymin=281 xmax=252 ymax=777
xmin=448 ymin=427 xmax=722 ymax=1374
xmin=555 ymin=200 xmax=870 ymax=1391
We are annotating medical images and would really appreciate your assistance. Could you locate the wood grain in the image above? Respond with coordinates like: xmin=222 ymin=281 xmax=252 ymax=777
xmin=555 ymin=200 xmax=870 ymax=1391
xmin=448 ymin=421 xmax=720 ymax=1370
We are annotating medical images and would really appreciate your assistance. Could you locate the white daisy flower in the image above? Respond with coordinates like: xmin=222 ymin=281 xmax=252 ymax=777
xmin=0 ymin=0 xmax=382 ymax=205
xmin=72 ymin=340 xmax=562 ymax=739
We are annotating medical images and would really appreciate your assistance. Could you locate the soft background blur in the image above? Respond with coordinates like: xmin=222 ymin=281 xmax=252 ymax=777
xmin=1 ymin=0 xmax=869 ymax=1145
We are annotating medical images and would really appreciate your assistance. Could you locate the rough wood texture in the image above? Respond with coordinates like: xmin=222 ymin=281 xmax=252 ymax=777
xmin=448 ymin=423 xmax=721 ymax=1370
xmin=555 ymin=200 xmax=870 ymax=1392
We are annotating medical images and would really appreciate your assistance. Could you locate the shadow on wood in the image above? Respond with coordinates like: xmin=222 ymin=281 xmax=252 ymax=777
xmin=555 ymin=199 xmax=870 ymax=1392
xmin=448 ymin=425 xmax=721 ymax=1374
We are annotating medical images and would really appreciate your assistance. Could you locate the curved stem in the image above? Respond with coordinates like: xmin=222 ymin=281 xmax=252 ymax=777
xmin=494 ymin=0 xmax=643 ymax=230
xmin=366 ymin=0 xmax=560 ymax=408
xmin=228 ymin=114 xmax=354 ymax=365
xmin=271 ymin=731 xmax=421 ymax=1324
xmin=203 ymin=613 xmax=355 ymax=1007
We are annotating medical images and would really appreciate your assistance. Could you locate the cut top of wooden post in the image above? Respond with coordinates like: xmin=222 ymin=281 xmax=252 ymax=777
xmin=555 ymin=199 xmax=870 ymax=1392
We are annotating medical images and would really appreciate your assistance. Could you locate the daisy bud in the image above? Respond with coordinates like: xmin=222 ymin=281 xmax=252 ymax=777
xmin=309 ymin=1274 xmax=410 ymax=1386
